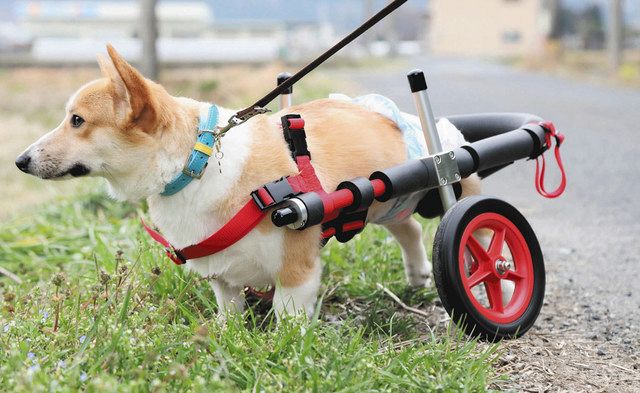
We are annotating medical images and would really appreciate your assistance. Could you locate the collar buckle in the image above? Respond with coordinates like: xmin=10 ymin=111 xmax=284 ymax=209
xmin=182 ymin=164 xmax=206 ymax=180
xmin=198 ymin=128 xmax=216 ymax=136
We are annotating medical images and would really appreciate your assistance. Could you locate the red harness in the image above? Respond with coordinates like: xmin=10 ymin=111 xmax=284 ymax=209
xmin=143 ymin=116 xmax=324 ymax=265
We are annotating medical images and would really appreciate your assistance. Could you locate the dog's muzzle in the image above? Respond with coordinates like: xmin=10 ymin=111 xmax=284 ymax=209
xmin=15 ymin=153 xmax=31 ymax=174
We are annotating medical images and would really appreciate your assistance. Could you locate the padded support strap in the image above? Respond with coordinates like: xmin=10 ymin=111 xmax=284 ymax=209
xmin=143 ymin=114 xmax=326 ymax=265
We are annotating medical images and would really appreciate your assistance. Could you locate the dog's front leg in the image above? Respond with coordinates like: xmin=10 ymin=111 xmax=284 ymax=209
xmin=272 ymin=259 xmax=321 ymax=320
xmin=210 ymin=279 xmax=245 ymax=316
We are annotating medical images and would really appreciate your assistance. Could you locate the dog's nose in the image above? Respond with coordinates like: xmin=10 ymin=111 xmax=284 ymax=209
xmin=15 ymin=153 xmax=32 ymax=173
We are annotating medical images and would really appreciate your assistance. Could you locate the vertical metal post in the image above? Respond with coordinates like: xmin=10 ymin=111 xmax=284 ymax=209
xmin=277 ymin=72 xmax=293 ymax=110
xmin=407 ymin=69 xmax=457 ymax=211
xmin=608 ymin=0 xmax=624 ymax=73
xmin=140 ymin=0 xmax=159 ymax=80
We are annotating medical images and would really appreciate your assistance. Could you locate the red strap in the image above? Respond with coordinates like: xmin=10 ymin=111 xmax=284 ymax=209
xmin=142 ymin=154 xmax=323 ymax=264
xmin=245 ymin=286 xmax=275 ymax=301
xmin=181 ymin=201 xmax=267 ymax=259
xmin=289 ymin=155 xmax=324 ymax=194
xmin=535 ymin=122 xmax=567 ymax=199
xmin=142 ymin=199 xmax=266 ymax=265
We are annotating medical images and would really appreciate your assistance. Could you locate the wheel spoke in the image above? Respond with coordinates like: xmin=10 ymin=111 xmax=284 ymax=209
xmin=485 ymin=279 xmax=504 ymax=313
xmin=488 ymin=227 xmax=506 ymax=259
xmin=466 ymin=235 xmax=490 ymax=263
xmin=503 ymin=268 xmax=525 ymax=282
xmin=466 ymin=269 xmax=491 ymax=288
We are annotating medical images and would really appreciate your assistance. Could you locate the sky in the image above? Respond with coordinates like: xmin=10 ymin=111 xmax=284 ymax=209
xmin=1 ymin=0 xmax=638 ymax=27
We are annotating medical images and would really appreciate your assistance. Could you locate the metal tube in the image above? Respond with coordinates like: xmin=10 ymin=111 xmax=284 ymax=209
xmin=408 ymin=70 xmax=457 ymax=211
xmin=279 ymin=94 xmax=292 ymax=110
xmin=277 ymin=72 xmax=293 ymax=111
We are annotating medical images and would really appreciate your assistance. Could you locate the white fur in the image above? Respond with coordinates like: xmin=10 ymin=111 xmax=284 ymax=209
xmin=143 ymin=103 xmax=288 ymax=312
xmin=272 ymin=261 xmax=322 ymax=319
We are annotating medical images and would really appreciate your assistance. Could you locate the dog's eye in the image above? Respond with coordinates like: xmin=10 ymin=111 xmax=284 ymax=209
xmin=71 ymin=114 xmax=85 ymax=128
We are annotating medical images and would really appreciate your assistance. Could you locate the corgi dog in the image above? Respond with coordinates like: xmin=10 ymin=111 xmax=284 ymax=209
xmin=16 ymin=45 xmax=481 ymax=319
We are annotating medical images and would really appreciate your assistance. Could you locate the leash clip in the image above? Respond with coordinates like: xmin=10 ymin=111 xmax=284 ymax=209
xmin=217 ymin=107 xmax=271 ymax=138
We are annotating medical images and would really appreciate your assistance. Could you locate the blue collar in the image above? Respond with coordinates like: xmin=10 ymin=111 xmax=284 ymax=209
xmin=161 ymin=105 xmax=220 ymax=196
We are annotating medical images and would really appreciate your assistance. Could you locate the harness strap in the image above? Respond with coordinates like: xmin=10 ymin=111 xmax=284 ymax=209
xmin=143 ymin=115 xmax=325 ymax=265
xmin=535 ymin=122 xmax=567 ymax=199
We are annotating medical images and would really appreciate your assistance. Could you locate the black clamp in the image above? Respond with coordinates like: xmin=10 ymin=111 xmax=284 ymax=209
xmin=336 ymin=177 xmax=375 ymax=213
xmin=322 ymin=210 xmax=368 ymax=244
xmin=251 ymin=177 xmax=297 ymax=211
xmin=282 ymin=114 xmax=311 ymax=159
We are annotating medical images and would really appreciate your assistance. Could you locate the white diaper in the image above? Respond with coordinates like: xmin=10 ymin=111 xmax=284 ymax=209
xmin=329 ymin=93 xmax=466 ymax=159
xmin=329 ymin=93 xmax=466 ymax=223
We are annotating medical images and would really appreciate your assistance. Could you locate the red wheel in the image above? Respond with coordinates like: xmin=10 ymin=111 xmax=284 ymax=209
xmin=433 ymin=196 xmax=545 ymax=340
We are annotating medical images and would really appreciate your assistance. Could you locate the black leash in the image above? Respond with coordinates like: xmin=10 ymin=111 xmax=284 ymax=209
xmin=217 ymin=0 xmax=408 ymax=136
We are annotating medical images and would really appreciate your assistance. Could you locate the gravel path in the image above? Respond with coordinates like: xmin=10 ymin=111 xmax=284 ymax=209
xmin=331 ymin=56 xmax=640 ymax=391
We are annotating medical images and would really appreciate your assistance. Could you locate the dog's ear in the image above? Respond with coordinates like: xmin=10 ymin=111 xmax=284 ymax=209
xmin=104 ymin=44 xmax=157 ymax=132
xmin=97 ymin=53 xmax=128 ymax=107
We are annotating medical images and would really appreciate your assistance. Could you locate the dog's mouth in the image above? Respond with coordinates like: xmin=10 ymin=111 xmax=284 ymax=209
xmin=46 ymin=163 xmax=91 ymax=179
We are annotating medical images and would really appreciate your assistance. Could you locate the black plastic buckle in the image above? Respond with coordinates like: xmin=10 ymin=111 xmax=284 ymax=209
xmin=251 ymin=177 xmax=297 ymax=211
xmin=281 ymin=114 xmax=311 ymax=159
xmin=165 ymin=247 xmax=187 ymax=265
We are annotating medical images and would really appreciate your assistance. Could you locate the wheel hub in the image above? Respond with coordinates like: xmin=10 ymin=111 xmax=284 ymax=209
xmin=495 ymin=259 xmax=512 ymax=275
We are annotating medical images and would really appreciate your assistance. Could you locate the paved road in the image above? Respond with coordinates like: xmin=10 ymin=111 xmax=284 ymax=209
xmin=337 ymin=56 xmax=640 ymax=321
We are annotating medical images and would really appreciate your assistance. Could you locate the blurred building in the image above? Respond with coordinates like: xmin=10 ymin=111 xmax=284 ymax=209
xmin=429 ymin=0 xmax=554 ymax=57
xmin=17 ymin=1 xmax=211 ymax=39
xmin=2 ymin=0 xmax=341 ymax=64
xmin=12 ymin=0 xmax=286 ymax=63
xmin=1 ymin=0 xmax=430 ymax=64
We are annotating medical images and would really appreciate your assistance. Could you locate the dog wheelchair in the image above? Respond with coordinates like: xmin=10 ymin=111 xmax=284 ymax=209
xmin=145 ymin=0 xmax=566 ymax=340
xmin=261 ymin=70 xmax=566 ymax=340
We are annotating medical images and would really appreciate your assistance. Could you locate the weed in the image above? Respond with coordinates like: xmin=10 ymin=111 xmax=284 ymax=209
xmin=0 ymin=187 xmax=499 ymax=391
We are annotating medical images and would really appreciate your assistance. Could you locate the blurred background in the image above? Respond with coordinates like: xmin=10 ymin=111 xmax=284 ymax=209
xmin=0 ymin=1 xmax=638 ymax=73
xmin=0 ymin=0 xmax=638 ymax=217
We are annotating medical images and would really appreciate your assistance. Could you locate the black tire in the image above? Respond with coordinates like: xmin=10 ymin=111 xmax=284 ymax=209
xmin=433 ymin=196 xmax=545 ymax=340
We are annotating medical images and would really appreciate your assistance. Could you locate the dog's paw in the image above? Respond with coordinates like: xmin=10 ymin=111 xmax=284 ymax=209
xmin=407 ymin=271 xmax=432 ymax=288
xmin=406 ymin=259 xmax=433 ymax=287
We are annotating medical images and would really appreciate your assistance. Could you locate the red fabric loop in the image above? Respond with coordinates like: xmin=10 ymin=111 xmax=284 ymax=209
xmin=535 ymin=122 xmax=567 ymax=199
xmin=245 ymin=286 xmax=275 ymax=301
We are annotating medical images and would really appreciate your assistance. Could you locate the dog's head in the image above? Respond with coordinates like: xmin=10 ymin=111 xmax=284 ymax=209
xmin=16 ymin=45 xmax=175 ymax=198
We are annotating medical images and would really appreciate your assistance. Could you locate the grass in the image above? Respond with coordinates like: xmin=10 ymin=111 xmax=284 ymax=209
xmin=0 ymin=63 xmax=498 ymax=392
xmin=520 ymin=47 xmax=640 ymax=88
xmin=0 ymin=185 xmax=500 ymax=392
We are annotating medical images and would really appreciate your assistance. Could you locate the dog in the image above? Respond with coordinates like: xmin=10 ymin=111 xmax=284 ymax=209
xmin=16 ymin=45 xmax=483 ymax=319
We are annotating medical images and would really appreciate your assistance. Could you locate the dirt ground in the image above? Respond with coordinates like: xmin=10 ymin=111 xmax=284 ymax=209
xmin=492 ymin=257 xmax=640 ymax=392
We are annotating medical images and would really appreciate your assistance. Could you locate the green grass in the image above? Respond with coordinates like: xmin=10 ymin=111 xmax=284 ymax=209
xmin=0 ymin=185 xmax=499 ymax=392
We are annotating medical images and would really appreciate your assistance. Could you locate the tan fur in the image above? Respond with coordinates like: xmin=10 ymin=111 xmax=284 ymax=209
xmin=199 ymin=100 xmax=408 ymax=287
